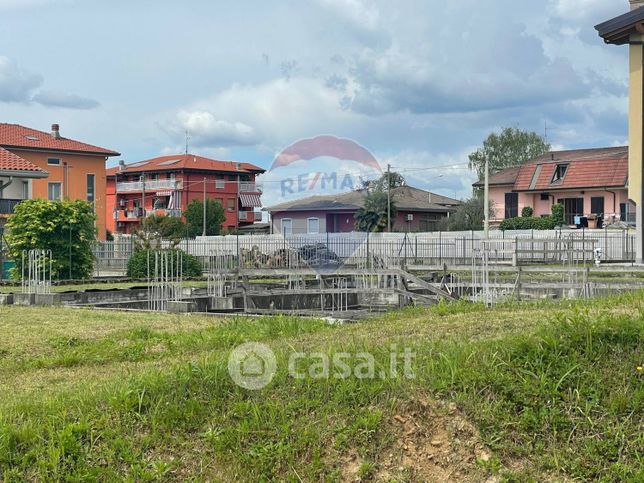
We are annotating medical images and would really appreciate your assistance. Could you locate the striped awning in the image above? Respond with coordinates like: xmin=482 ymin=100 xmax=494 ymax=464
xmin=240 ymin=193 xmax=262 ymax=207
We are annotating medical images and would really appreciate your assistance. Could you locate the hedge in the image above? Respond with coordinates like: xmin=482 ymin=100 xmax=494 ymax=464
xmin=126 ymin=249 xmax=203 ymax=279
xmin=499 ymin=216 xmax=557 ymax=230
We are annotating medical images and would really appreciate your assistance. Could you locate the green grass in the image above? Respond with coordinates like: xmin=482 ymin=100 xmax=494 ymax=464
xmin=0 ymin=295 xmax=642 ymax=481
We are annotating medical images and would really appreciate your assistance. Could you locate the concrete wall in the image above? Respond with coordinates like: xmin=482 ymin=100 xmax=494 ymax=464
xmin=0 ymin=177 xmax=31 ymax=199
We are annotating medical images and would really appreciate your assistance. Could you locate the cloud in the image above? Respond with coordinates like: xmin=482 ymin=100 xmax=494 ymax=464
xmin=32 ymin=90 xmax=100 ymax=109
xmin=0 ymin=56 xmax=42 ymax=102
xmin=165 ymin=78 xmax=360 ymax=151
xmin=168 ymin=110 xmax=259 ymax=147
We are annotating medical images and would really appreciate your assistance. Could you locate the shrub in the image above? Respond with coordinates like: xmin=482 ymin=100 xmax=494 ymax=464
xmin=126 ymin=249 xmax=203 ymax=279
xmin=551 ymin=203 xmax=565 ymax=226
xmin=521 ymin=206 xmax=533 ymax=217
xmin=5 ymin=199 xmax=96 ymax=280
xmin=499 ymin=216 xmax=556 ymax=230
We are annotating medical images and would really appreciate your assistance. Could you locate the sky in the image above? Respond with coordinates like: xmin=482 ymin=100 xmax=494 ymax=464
xmin=0 ymin=0 xmax=631 ymax=205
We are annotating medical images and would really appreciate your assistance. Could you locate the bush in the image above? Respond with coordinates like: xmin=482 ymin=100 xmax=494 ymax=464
xmin=5 ymin=199 xmax=96 ymax=280
xmin=126 ymin=249 xmax=203 ymax=279
xmin=521 ymin=206 xmax=533 ymax=217
xmin=551 ymin=203 xmax=565 ymax=226
xmin=184 ymin=199 xmax=225 ymax=237
xmin=499 ymin=216 xmax=556 ymax=230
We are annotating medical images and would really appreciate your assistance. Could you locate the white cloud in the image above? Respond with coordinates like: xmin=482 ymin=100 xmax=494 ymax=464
xmin=0 ymin=56 xmax=42 ymax=102
xmin=317 ymin=0 xmax=381 ymax=31
xmin=165 ymin=77 xmax=360 ymax=151
xmin=172 ymin=110 xmax=258 ymax=147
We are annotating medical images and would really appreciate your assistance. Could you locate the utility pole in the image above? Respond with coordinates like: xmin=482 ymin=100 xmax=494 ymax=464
xmin=387 ymin=163 xmax=392 ymax=232
xmin=484 ymin=156 xmax=489 ymax=239
xmin=202 ymin=177 xmax=207 ymax=237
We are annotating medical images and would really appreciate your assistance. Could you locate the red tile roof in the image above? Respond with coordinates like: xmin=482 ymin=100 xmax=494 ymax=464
xmin=0 ymin=147 xmax=48 ymax=175
xmin=473 ymin=146 xmax=629 ymax=191
xmin=0 ymin=123 xmax=119 ymax=156
xmin=106 ymin=154 xmax=265 ymax=176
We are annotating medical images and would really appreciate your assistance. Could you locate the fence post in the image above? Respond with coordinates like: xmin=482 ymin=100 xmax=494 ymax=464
xmin=438 ymin=230 xmax=442 ymax=266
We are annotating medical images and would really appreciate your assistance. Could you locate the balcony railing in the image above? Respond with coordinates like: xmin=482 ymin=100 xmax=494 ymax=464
xmin=116 ymin=179 xmax=182 ymax=193
xmin=0 ymin=198 xmax=23 ymax=215
xmin=239 ymin=211 xmax=263 ymax=222
xmin=239 ymin=182 xmax=259 ymax=193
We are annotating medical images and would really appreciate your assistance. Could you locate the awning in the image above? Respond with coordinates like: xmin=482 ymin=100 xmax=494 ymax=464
xmin=168 ymin=191 xmax=181 ymax=210
xmin=240 ymin=193 xmax=262 ymax=207
xmin=156 ymin=191 xmax=172 ymax=196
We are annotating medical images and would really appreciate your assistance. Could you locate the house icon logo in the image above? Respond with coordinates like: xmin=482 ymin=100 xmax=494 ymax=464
xmin=228 ymin=342 xmax=277 ymax=390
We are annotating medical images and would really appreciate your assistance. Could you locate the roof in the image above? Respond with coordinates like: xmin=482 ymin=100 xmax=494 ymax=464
xmin=0 ymin=123 xmax=119 ymax=157
xmin=106 ymin=154 xmax=265 ymax=176
xmin=472 ymin=146 xmax=629 ymax=191
xmin=266 ymin=185 xmax=461 ymax=213
xmin=595 ymin=6 xmax=644 ymax=45
xmin=0 ymin=147 xmax=48 ymax=178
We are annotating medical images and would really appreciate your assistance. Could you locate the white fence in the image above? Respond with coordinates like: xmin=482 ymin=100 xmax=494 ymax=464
xmin=93 ymin=229 xmax=636 ymax=275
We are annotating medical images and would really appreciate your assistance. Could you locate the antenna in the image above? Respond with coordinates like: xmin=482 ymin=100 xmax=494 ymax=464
xmin=185 ymin=130 xmax=190 ymax=154
xmin=544 ymin=120 xmax=548 ymax=143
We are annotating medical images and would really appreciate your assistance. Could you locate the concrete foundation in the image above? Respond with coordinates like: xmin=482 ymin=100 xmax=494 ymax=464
xmin=35 ymin=293 xmax=62 ymax=306
xmin=13 ymin=293 xmax=35 ymax=306
xmin=0 ymin=294 xmax=14 ymax=305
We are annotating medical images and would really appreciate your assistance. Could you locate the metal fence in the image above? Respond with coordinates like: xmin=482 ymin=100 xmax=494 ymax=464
xmin=92 ymin=229 xmax=637 ymax=275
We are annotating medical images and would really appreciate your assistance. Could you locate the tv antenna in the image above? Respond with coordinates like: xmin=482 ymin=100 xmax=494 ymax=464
xmin=185 ymin=130 xmax=190 ymax=154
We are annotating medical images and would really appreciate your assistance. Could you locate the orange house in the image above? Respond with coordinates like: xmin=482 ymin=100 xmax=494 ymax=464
xmin=0 ymin=123 xmax=120 ymax=239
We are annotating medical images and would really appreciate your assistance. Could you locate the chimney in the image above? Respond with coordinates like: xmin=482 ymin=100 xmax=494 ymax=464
xmin=428 ymin=192 xmax=432 ymax=204
xmin=118 ymin=160 xmax=125 ymax=171
xmin=630 ymin=0 xmax=644 ymax=10
xmin=51 ymin=123 xmax=61 ymax=139
xmin=236 ymin=162 xmax=242 ymax=171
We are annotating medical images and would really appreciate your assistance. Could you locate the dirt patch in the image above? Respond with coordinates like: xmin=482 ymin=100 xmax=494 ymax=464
xmin=342 ymin=397 xmax=499 ymax=482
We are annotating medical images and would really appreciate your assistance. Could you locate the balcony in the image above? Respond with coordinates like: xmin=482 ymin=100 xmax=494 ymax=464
xmin=239 ymin=182 xmax=260 ymax=193
xmin=115 ymin=208 xmax=183 ymax=222
xmin=238 ymin=211 xmax=263 ymax=222
xmin=0 ymin=198 xmax=23 ymax=215
xmin=116 ymin=179 xmax=183 ymax=193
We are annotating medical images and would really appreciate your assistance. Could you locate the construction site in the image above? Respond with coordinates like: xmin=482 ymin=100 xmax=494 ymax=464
xmin=1 ymin=229 xmax=643 ymax=319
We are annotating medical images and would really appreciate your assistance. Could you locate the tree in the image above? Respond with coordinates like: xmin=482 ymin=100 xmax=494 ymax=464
xmin=5 ymin=199 xmax=96 ymax=280
xmin=436 ymin=196 xmax=494 ymax=231
xmin=367 ymin=171 xmax=406 ymax=192
xmin=468 ymin=127 xmax=550 ymax=180
xmin=134 ymin=214 xmax=186 ymax=249
xmin=184 ymin=199 xmax=226 ymax=237
xmin=355 ymin=191 xmax=396 ymax=232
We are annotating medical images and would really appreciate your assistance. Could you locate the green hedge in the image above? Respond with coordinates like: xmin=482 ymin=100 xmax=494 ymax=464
xmin=499 ymin=216 xmax=557 ymax=230
xmin=126 ymin=249 xmax=203 ymax=279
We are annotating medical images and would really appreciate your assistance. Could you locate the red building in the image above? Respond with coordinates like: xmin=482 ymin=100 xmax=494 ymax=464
xmin=106 ymin=154 xmax=265 ymax=235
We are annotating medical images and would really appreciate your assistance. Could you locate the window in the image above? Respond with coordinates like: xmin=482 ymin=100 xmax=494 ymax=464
xmin=282 ymin=218 xmax=293 ymax=235
xmin=47 ymin=158 xmax=61 ymax=166
xmin=591 ymin=196 xmax=604 ymax=215
xmin=558 ymin=198 xmax=584 ymax=224
xmin=215 ymin=179 xmax=225 ymax=189
xmin=307 ymin=217 xmax=320 ymax=234
xmin=48 ymin=182 xmax=62 ymax=201
xmin=551 ymin=164 xmax=568 ymax=184
xmin=540 ymin=193 xmax=550 ymax=201
xmin=504 ymin=192 xmax=518 ymax=219
xmin=22 ymin=181 xmax=29 ymax=199
xmin=86 ymin=174 xmax=95 ymax=203
xmin=227 ymin=198 xmax=235 ymax=212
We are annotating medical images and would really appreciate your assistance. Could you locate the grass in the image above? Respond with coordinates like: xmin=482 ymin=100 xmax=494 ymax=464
xmin=0 ymin=295 xmax=642 ymax=481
